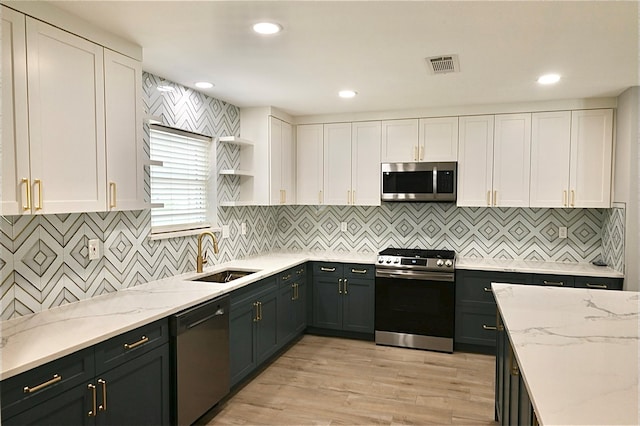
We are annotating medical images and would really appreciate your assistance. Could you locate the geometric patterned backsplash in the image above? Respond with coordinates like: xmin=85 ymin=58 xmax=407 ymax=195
xmin=0 ymin=72 xmax=626 ymax=320
xmin=275 ymin=204 xmax=610 ymax=262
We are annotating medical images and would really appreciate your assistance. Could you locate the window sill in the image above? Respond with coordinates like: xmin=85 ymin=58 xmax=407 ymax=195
xmin=149 ymin=226 xmax=221 ymax=241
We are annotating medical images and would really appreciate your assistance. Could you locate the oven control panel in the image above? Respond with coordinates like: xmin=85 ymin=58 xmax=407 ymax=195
xmin=376 ymin=255 xmax=454 ymax=272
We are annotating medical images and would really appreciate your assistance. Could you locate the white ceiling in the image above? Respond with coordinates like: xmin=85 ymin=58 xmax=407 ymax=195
xmin=48 ymin=0 xmax=639 ymax=117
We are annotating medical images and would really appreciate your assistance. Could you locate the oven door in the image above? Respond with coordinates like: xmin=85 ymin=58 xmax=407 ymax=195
xmin=375 ymin=269 xmax=455 ymax=352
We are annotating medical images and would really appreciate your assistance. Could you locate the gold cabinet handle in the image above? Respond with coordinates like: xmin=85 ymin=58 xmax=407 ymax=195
xmin=320 ymin=266 xmax=336 ymax=272
xmin=23 ymin=374 xmax=61 ymax=393
xmin=347 ymin=190 xmax=351 ymax=205
xmin=296 ymin=283 xmax=299 ymax=300
xmin=586 ymin=283 xmax=608 ymax=289
xmin=509 ymin=344 xmax=519 ymax=376
xmin=483 ymin=287 xmax=492 ymax=293
xmin=482 ymin=324 xmax=497 ymax=330
xmin=493 ymin=190 xmax=497 ymax=206
xmin=571 ymin=190 xmax=575 ymax=207
xmin=296 ymin=268 xmax=305 ymax=275
xmin=563 ymin=190 xmax=568 ymax=207
xmin=109 ymin=182 xmax=117 ymax=209
xmin=487 ymin=190 xmax=491 ymax=206
xmin=34 ymin=179 xmax=43 ymax=210
xmin=352 ymin=190 xmax=356 ymax=205
xmin=88 ymin=383 xmax=97 ymax=417
xmin=259 ymin=301 xmax=263 ymax=321
xmin=344 ymin=278 xmax=348 ymax=295
xmin=414 ymin=146 xmax=418 ymax=161
xmin=319 ymin=190 xmax=323 ymax=204
xmin=253 ymin=302 xmax=258 ymax=322
xmin=543 ymin=280 xmax=564 ymax=286
xmin=283 ymin=190 xmax=286 ymax=204
xmin=281 ymin=274 xmax=292 ymax=281
xmin=123 ymin=335 xmax=149 ymax=350
xmin=351 ymin=268 xmax=367 ymax=274
xmin=338 ymin=278 xmax=343 ymax=294
xmin=419 ymin=146 xmax=424 ymax=161
xmin=291 ymin=283 xmax=296 ymax=301
xmin=21 ymin=178 xmax=31 ymax=211
xmin=98 ymin=379 xmax=107 ymax=411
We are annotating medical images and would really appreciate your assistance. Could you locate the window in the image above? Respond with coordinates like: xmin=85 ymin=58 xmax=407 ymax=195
xmin=150 ymin=124 xmax=214 ymax=237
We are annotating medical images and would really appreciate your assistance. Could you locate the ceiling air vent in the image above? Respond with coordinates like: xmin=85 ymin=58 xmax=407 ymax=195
xmin=425 ymin=55 xmax=460 ymax=75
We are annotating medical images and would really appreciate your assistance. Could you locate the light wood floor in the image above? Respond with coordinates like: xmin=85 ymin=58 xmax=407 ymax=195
xmin=201 ymin=335 xmax=497 ymax=425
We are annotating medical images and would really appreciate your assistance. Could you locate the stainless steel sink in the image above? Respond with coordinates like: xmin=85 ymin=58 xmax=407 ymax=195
xmin=191 ymin=269 xmax=258 ymax=283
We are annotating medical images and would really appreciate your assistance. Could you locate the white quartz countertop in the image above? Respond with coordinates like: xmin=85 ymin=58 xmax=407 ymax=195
xmin=0 ymin=250 xmax=376 ymax=380
xmin=458 ymin=257 xmax=623 ymax=278
xmin=492 ymin=283 xmax=639 ymax=425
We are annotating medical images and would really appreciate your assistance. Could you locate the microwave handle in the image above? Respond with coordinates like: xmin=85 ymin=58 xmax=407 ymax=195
xmin=433 ymin=165 xmax=438 ymax=195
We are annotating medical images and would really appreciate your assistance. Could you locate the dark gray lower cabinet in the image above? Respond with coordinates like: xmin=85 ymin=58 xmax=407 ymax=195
xmin=1 ymin=320 xmax=170 ymax=426
xmin=311 ymin=262 xmax=374 ymax=334
xmin=495 ymin=312 xmax=535 ymax=426
xmin=229 ymin=278 xmax=279 ymax=388
xmin=456 ymin=269 xmax=623 ymax=353
xmin=277 ymin=265 xmax=307 ymax=345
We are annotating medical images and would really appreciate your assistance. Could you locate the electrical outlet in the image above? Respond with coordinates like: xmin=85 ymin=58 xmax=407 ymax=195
xmin=241 ymin=222 xmax=247 ymax=235
xmin=222 ymin=225 xmax=230 ymax=239
xmin=559 ymin=226 xmax=568 ymax=239
xmin=341 ymin=222 xmax=347 ymax=232
xmin=88 ymin=239 xmax=100 ymax=260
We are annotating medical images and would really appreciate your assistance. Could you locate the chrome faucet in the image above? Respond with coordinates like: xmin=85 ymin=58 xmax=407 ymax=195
xmin=196 ymin=231 xmax=219 ymax=273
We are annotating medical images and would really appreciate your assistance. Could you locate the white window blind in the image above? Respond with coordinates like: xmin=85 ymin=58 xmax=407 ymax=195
xmin=150 ymin=125 xmax=212 ymax=235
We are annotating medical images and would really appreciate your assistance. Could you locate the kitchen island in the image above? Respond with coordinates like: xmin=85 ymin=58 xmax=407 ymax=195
xmin=492 ymin=283 xmax=639 ymax=425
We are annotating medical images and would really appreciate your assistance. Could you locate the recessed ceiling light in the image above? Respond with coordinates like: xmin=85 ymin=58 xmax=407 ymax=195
xmin=339 ymin=90 xmax=357 ymax=98
xmin=195 ymin=82 xmax=214 ymax=89
xmin=537 ymin=73 xmax=561 ymax=85
xmin=253 ymin=22 xmax=282 ymax=35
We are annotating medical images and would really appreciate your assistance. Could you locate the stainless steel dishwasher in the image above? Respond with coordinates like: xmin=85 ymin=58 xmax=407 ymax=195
xmin=171 ymin=295 xmax=229 ymax=425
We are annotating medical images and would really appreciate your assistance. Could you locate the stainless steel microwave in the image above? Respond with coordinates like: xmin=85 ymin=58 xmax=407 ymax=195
xmin=381 ymin=162 xmax=457 ymax=202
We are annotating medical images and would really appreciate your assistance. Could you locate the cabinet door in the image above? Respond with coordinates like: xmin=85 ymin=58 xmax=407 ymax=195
xmin=97 ymin=345 xmax=170 ymax=426
xmin=493 ymin=113 xmax=531 ymax=207
xmin=323 ymin=123 xmax=352 ymax=205
xmin=104 ymin=49 xmax=145 ymax=211
xmin=312 ymin=276 xmax=343 ymax=330
xmin=26 ymin=18 xmax=106 ymax=214
xmin=418 ymin=117 xmax=459 ymax=161
xmin=1 ymin=6 xmax=29 ymax=216
xmin=277 ymin=282 xmax=296 ymax=347
xmin=256 ymin=289 xmax=279 ymax=364
xmin=457 ymin=115 xmax=495 ymax=207
xmin=296 ymin=124 xmax=324 ymax=204
xmin=569 ymin=109 xmax=613 ymax=208
xmin=530 ymin=111 xmax=571 ymax=208
xmin=269 ymin=116 xmax=283 ymax=205
xmin=351 ymin=121 xmax=381 ymax=206
xmin=381 ymin=119 xmax=419 ymax=162
xmin=2 ymin=384 xmax=92 ymax=426
xmin=280 ymin=120 xmax=295 ymax=204
xmin=342 ymin=277 xmax=374 ymax=333
xmin=229 ymin=301 xmax=258 ymax=387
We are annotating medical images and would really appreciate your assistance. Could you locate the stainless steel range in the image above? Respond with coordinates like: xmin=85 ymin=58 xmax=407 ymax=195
xmin=374 ymin=248 xmax=456 ymax=353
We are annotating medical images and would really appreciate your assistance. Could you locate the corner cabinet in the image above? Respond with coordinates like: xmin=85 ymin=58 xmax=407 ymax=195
xmin=1 ymin=8 xmax=145 ymax=215
xmin=270 ymin=117 xmax=296 ymax=205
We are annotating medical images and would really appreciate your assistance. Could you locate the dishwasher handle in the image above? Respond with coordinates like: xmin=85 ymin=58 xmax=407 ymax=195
xmin=172 ymin=296 xmax=229 ymax=336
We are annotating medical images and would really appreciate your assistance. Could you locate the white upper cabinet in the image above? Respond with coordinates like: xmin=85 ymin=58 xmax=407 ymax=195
xmin=492 ymin=113 xmax=531 ymax=207
xmin=530 ymin=111 xmax=572 ymax=207
xmin=381 ymin=119 xmax=419 ymax=162
xmin=104 ymin=49 xmax=145 ymax=211
xmin=323 ymin=123 xmax=353 ymax=205
xmin=569 ymin=109 xmax=613 ymax=208
xmin=1 ymin=6 xmax=29 ymax=216
xmin=351 ymin=121 xmax=382 ymax=206
xmin=26 ymin=17 xmax=106 ymax=214
xmin=269 ymin=116 xmax=295 ymax=205
xmin=418 ymin=117 xmax=459 ymax=161
xmin=296 ymin=124 xmax=324 ymax=205
xmin=457 ymin=115 xmax=495 ymax=207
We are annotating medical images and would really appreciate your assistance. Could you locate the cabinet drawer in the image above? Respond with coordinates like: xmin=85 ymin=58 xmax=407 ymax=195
xmin=455 ymin=308 xmax=499 ymax=347
xmin=456 ymin=270 xmax=531 ymax=305
xmin=313 ymin=262 xmax=342 ymax=276
xmin=575 ymin=276 xmax=623 ymax=290
xmin=1 ymin=347 xmax=94 ymax=419
xmin=231 ymin=277 xmax=278 ymax=306
xmin=94 ymin=319 xmax=169 ymax=374
xmin=344 ymin=264 xmax=374 ymax=280
xmin=531 ymin=274 xmax=574 ymax=288
xmin=278 ymin=264 xmax=306 ymax=288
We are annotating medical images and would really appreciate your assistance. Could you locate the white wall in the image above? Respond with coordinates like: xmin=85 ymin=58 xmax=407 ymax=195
xmin=614 ymin=86 xmax=639 ymax=291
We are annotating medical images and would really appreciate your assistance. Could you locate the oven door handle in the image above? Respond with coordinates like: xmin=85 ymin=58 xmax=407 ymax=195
xmin=375 ymin=269 xmax=454 ymax=282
